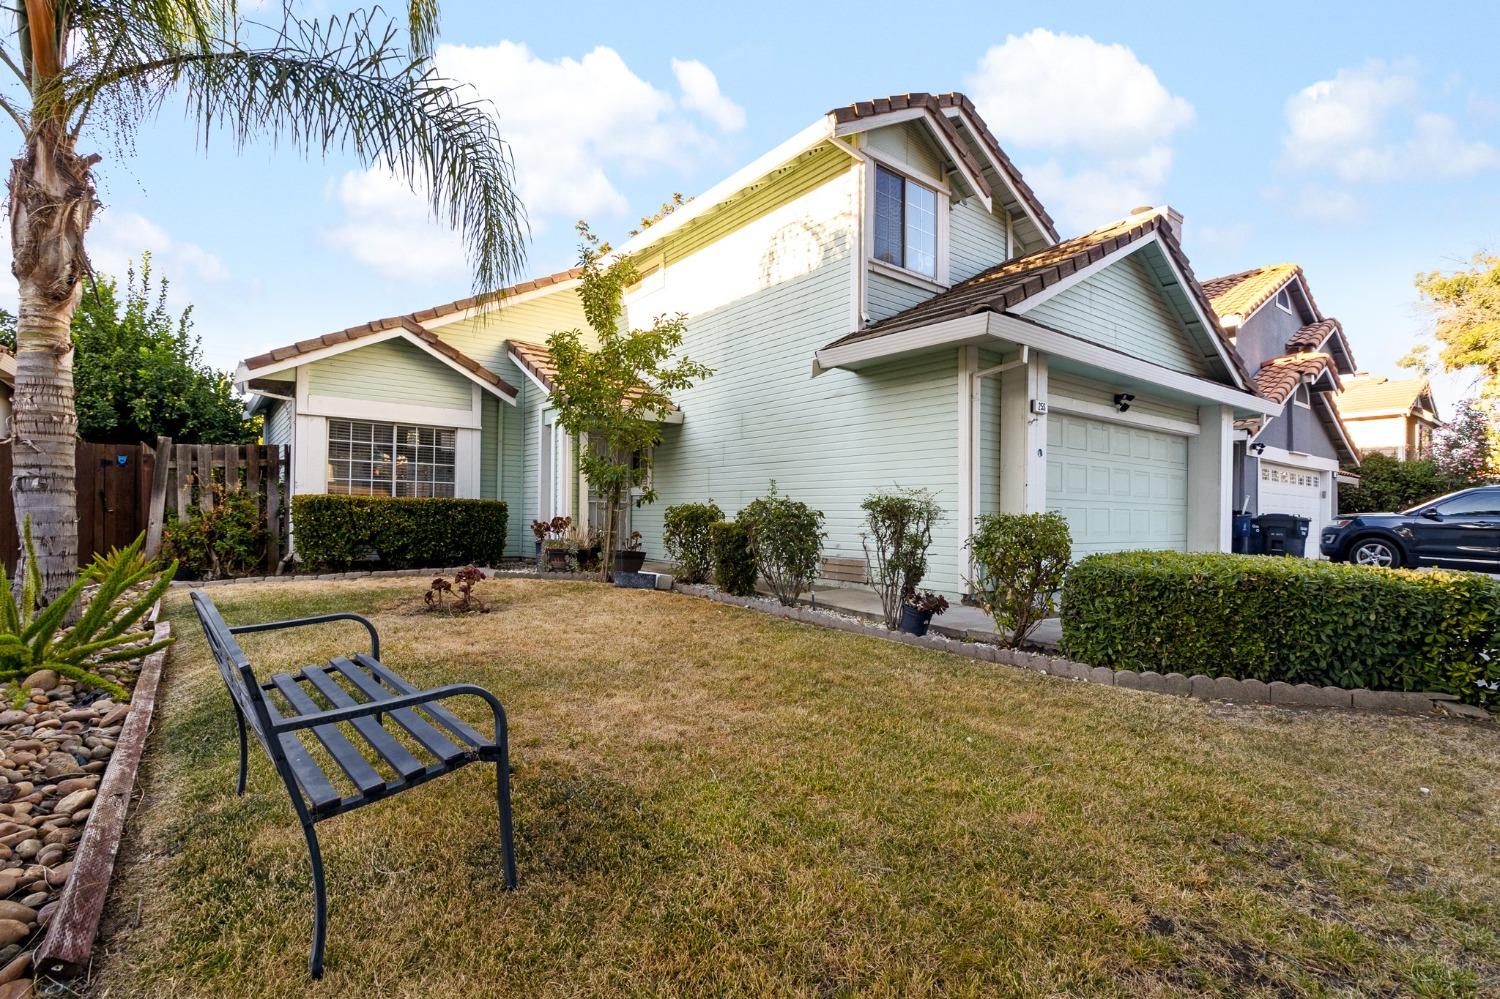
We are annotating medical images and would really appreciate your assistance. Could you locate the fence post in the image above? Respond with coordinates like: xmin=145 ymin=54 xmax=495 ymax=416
xmin=266 ymin=445 xmax=285 ymax=572
xmin=144 ymin=436 xmax=172 ymax=559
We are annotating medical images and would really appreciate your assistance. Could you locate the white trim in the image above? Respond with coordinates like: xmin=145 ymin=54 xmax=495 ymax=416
xmin=957 ymin=346 xmax=977 ymax=559
xmin=419 ymin=279 xmax=582 ymax=331
xmin=300 ymin=396 xmax=480 ymax=429
xmin=863 ymin=145 xmax=950 ymax=196
xmin=1046 ymin=395 xmax=1201 ymax=436
xmin=1008 ymin=237 xmax=1144 ymax=313
xmin=507 ymin=347 xmax=553 ymax=394
xmin=816 ymin=314 xmax=989 ymax=368
xmin=940 ymin=104 xmax=1054 ymax=247
xmin=835 ymin=109 xmax=991 ymax=211
xmin=1257 ymin=445 xmax=1341 ymax=472
xmin=1274 ymin=288 xmax=1294 ymax=314
xmin=868 ymin=257 xmax=947 ymax=293
xmin=1239 ymin=272 xmax=1321 ymax=328
xmin=614 ymin=118 xmax=835 ymax=259
xmin=867 ymin=159 xmax=950 ymax=286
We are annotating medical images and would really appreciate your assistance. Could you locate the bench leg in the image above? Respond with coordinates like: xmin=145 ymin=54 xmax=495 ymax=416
xmin=497 ymin=757 xmax=517 ymax=891
xmin=232 ymin=701 xmax=249 ymax=796
xmin=300 ymin=819 xmax=329 ymax=979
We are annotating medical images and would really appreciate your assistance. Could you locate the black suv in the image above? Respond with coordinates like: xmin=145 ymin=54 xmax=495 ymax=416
xmin=1321 ymin=485 xmax=1500 ymax=571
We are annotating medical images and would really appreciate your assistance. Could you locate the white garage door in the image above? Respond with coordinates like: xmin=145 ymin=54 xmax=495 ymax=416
xmin=1045 ymin=413 xmax=1188 ymax=558
xmin=1258 ymin=461 xmax=1329 ymax=557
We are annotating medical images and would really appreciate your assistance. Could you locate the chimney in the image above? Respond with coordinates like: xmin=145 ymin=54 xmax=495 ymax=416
xmin=1160 ymin=205 xmax=1183 ymax=243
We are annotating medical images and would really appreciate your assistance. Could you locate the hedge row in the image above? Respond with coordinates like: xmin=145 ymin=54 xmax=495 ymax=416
xmin=1061 ymin=551 xmax=1500 ymax=706
xmin=292 ymin=495 xmax=507 ymax=570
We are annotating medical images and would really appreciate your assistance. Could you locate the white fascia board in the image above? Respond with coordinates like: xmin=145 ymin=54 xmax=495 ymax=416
xmin=940 ymin=105 xmax=1052 ymax=246
xmin=420 ymin=279 xmax=583 ymax=331
xmin=1257 ymin=445 xmax=1341 ymax=473
xmin=507 ymin=348 xmax=554 ymax=394
xmin=814 ymin=314 xmax=991 ymax=369
xmin=240 ymin=327 xmax=516 ymax=406
xmin=613 ymin=118 xmax=835 ymax=259
xmin=1010 ymin=229 xmax=1249 ymax=392
xmin=989 ymin=313 xmax=1278 ymax=414
xmin=835 ymin=109 xmax=991 ymax=211
xmin=1046 ymin=395 xmax=1201 ymax=437
xmin=0 ymin=351 xmax=15 ymax=382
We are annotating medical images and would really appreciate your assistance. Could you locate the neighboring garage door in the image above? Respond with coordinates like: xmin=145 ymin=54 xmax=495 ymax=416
xmin=1045 ymin=412 xmax=1188 ymax=558
xmin=1258 ymin=461 xmax=1329 ymax=557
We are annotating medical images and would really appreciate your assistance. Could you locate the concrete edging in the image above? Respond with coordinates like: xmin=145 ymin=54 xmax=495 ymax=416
xmin=673 ymin=584 xmax=1487 ymax=720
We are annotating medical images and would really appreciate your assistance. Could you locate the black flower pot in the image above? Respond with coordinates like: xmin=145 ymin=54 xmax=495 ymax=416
xmin=613 ymin=550 xmax=646 ymax=573
xmin=534 ymin=540 xmax=543 ymax=558
xmin=898 ymin=604 xmax=933 ymax=637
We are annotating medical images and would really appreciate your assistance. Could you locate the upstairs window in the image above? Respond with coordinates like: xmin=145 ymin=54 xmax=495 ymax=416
xmin=1275 ymin=287 xmax=1293 ymax=313
xmin=873 ymin=164 xmax=938 ymax=278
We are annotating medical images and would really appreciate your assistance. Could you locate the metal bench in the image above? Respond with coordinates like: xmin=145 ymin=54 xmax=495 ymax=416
xmin=189 ymin=590 xmax=517 ymax=978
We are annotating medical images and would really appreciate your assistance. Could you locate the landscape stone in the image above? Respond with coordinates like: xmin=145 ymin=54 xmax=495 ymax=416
xmin=19 ymin=672 xmax=56 ymax=693
xmin=0 ymin=922 xmax=25 ymax=948
xmin=0 ymin=953 xmax=28 ymax=985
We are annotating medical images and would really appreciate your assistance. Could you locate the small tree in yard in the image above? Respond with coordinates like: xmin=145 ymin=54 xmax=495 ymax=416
xmin=663 ymin=501 xmax=724 ymax=583
xmin=861 ymin=487 xmax=942 ymax=629
xmin=966 ymin=512 xmax=1072 ymax=648
xmin=547 ymin=225 xmax=712 ymax=581
xmin=1433 ymin=399 xmax=1498 ymax=484
xmin=740 ymin=482 xmax=825 ymax=606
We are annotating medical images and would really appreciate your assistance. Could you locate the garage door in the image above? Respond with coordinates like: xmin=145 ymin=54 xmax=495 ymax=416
xmin=1258 ymin=461 xmax=1329 ymax=557
xmin=1045 ymin=413 xmax=1188 ymax=558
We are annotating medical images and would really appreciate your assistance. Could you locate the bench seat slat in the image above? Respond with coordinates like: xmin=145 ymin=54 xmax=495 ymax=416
xmin=257 ymin=697 xmax=344 ymax=814
xmin=354 ymin=654 xmax=490 ymax=750
xmin=301 ymin=665 xmax=427 ymax=781
xmin=329 ymin=658 xmax=469 ymax=765
xmin=270 ymin=673 xmax=388 ymax=797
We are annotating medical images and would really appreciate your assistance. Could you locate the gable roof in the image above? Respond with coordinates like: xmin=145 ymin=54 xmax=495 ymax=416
xmin=238 ymin=267 xmax=586 ymax=401
xmin=1250 ymin=351 xmax=1342 ymax=405
xmin=820 ymin=208 xmax=1250 ymax=388
xmin=1338 ymin=375 xmax=1440 ymax=420
xmin=506 ymin=340 xmax=561 ymax=392
xmin=1203 ymin=263 xmax=1323 ymax=325
xmin=829 ymin=94 xmax=992 ymax=204
xmin=1285 ymin=318 xmax=1340 ymax=352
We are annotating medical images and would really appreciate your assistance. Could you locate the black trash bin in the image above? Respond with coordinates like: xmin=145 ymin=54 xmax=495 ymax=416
xmin=1253 ymin=513 xmax=1310 ymax=557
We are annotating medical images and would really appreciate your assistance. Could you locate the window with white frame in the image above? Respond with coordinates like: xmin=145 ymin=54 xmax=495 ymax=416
xmin=873 ymin=164 xmax=938 ymax=278
xmin=326 ymin=419 xmax=457 ymax=497
xmin=1275 ymin=287 xmax=1293 ymax=313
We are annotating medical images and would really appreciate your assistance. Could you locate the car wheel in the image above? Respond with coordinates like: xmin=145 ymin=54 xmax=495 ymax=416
xmin=1350 ymin=537 xmax=1401 ymax=568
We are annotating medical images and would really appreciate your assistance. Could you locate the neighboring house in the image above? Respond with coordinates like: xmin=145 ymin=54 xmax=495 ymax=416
xmin=1336 ymin=374 xmax=1442 ymax=459
xmin=236 ymin=268 xmax=589 ymax=556
xmin=1202 ymin=264 xmax=1361 ymax=550
xmin=0 ymin=347 xmax=13 ymax=437
xmin=613 ymin=92 xmax=1275 ymax=594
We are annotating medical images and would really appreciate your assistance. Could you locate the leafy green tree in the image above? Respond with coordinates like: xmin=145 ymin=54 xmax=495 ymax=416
xmin=1416 ymin=253 xmax=1500 ymax=397
xmin=1338 ymin=454 xmax=1458 ymax=514
xmin=2 ymin=257 xmax=254 ymax=444
xmin=2 ymin=0 xmax=526 ymax=601
xmin=547 ymin=224 xmax=712 ymax=581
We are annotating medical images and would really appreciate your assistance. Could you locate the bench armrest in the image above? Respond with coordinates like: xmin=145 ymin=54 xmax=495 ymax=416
xmin=270 ymin=682 xmax=506 ymax=737
xmin=230 ymin=613 xmax=380 ymax=660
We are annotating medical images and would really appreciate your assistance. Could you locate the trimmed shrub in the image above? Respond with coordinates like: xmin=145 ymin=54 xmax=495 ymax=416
xmin=710 ymin=520 xmax=757 ymax=596
xmin=663 ymin=501 xmax=724 ymax=583
xmin=1061 ymin=551 xmax=1500 ymax=706
xmin=740 ymin=482 xmax=825 ymax=607
xmin=1338 ymin=453 xmax=1458 ymax=514
xmin=861 ymin=487 xmax=942 ymax=629
xmin=965 ymin=512 xmax=1072 ymax=648
xmin=292 ymin=495 xmax=507 ymax=570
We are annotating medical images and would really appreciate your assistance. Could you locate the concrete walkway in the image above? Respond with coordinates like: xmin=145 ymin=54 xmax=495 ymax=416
xmin=803 ymin=584 xmax=1062 ymax=649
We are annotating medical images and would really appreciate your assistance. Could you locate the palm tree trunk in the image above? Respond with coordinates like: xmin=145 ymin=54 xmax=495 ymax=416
xmin=8 ymin=119 xmax=96 ymax=602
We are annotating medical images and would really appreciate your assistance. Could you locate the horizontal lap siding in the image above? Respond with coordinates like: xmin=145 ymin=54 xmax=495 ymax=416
xmin=305 ymin=338 xmax=472 ymax=409
xmin=435 ymin=293 xmax=588 ymax=370
xmin=480 ymin=394 xmax=500 ymax=501
xmin=262 ymin=399 xmax=293 ymax=446
xmin=867 ymin=271 xmax=932 ymax=322
xmin=1028 ymin=255 xmax=1210 ymax=376
xmin=1047 ymin=372 xmax=1198 ymax=425
xmin=627 ymin=163 xmax=967 ymax=596
xmin=950 ymin=199 xmax=1009 ymax=284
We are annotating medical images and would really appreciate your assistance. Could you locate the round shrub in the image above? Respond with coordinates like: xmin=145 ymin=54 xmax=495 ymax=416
xmin=710 ymin=520 xmax=757 ymax=596
xmin=965 ymin=512 xmax=1072 ymax=648
xmin=663 ymin=501 xmax=724 ymax=583
xmin=739 ymin=482 xmax=825 ymax=607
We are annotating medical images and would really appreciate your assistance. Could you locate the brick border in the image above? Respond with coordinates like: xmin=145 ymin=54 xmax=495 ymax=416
xmin=674 ymin=584 xmax=1489 ymax=721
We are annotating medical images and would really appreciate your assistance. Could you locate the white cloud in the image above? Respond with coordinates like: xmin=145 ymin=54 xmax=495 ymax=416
xmin=88 ymin=211 xmax=230 ymax=284
xmin=322 ymin=169 xmax=467 ymax=281
xmin=1282 ymin=60 xmax=1499 ymax=183
xmin=965 ymin=30 xmax=1193 ymax=232
xmin=672 ymin=59 xmax=746 ymax=133
xmin=324 ymin=42 xmax=746 ymax=280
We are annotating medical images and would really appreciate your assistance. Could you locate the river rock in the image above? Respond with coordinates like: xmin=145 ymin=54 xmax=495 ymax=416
xmin=0 ymin=921 xmax=25 ymax=948
xmin=0 ymin=905 xmax=33 ymax=926
xmin=52 ymin=789 xmax=94 ymax=816
xmin=18 ymin=672 xmax=54 ymax=693
xmin=0 ymin=715 xmax=25 ymax=729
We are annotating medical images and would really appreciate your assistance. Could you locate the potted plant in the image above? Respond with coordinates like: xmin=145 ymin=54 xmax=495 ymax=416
xmin=898 ymin=590 xmax=949 ymax=637
xmin=531 ymin=520 xmax=549 ymax=559
xmin=572 ymin=527 xmax=604 ymax=572
xmin=613 ymin=531 xmax=646 ymax=574
xmin=542 ymin=516 xmax=572 ymax=570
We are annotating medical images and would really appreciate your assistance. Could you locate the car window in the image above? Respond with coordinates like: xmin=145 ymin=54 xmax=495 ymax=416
xmin=1434 ymin=490 xmax=1500 ymax=516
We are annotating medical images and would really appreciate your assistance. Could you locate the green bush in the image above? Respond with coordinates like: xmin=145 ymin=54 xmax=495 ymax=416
xmin=965 ymin=512 xmax=1072 ymax=648
xmin=1061 ymin=551 xmax=1500 ymax=706
xmin=861 ymin=487 xmax=942 ymax=629
xmin=1338 ymin=453 xmax=1458 ymax=514
xmin=663 ymin=501 xmax=724 ymax=584
xmin=740 ymin=482 xmax=825 ymax=607
xmin=292 ymin=495 xmax=507 ymax=570
xmin=163 ymin=485 xmax=267 ymax=579
xmin=710 ymin=520 xmax=757 ymax=597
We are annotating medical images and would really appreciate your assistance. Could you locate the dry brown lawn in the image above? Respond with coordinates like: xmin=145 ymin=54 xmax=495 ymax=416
xmin=89 ymin=577 xmax=1500 ymax=997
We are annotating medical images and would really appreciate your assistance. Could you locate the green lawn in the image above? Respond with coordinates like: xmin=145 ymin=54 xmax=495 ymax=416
xmin=93 ymin=577 xmax=1500 ymax=997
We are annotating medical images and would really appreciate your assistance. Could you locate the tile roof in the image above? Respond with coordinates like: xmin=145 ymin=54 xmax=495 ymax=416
xmin=507 ymin=340 xmax=666 ymax=409
xmin=1337 ymin=375 xmax=1434 ymax=417
xmin=1249 ymin=352 xmax=1341 ymax=405
xmin=828 ymin=93 xmax=1060 ymax=244
xmin=821 ymin=207 xmax=1249 ymax=386
xmin=1203 ymin=263 xmax=1324 ymax=324
xmin=1285 ymin=318 xmax=1342 ymax=353
xmin=239 ymin=267 xmax=584 ymax=392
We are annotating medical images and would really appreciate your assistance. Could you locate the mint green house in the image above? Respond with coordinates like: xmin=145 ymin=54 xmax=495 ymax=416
xmin=239 ymin=91 xmax=1276 ymax=596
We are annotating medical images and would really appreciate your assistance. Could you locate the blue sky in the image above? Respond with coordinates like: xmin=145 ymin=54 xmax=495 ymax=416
xmin=14 ymin=0 xmax=1498 ymax=414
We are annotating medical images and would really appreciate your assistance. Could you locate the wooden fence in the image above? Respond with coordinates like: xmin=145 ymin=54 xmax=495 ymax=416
xmin=0 ymin=437 xmax=288 ymax=571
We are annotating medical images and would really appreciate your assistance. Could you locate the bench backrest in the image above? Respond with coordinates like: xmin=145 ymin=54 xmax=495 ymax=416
xmin=190 ymin=590 xmax=278 ymax=750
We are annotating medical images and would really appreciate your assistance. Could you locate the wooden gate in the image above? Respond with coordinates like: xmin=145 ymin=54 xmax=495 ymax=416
xmin=142 ymin=439 xmax=289 ymax=569
xmin=0 ymin=442 xmax=155 ymax=572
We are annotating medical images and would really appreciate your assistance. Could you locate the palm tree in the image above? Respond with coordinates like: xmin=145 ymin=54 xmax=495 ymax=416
xmin=2 ymin=0 xmax=525 ymax=600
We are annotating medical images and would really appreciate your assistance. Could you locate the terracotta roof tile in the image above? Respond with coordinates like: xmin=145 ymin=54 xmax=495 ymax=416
xmin=1286 ymin=317 xmax=1342 ymax=353
xmin=1337 ymin=375 xmax=1434 ymax=417
xmin=508 ymin=340 xmax=669 ymax=410
xmin=1203 ymin=263 xmax=1325 ymax=324
xmin=1250 ymin=352 xmax=1341 ymax=405
xmin=828 ymin=93 xmax=992 ymax=203
xmin=822 ymin=208 xmax=1249 ymax=387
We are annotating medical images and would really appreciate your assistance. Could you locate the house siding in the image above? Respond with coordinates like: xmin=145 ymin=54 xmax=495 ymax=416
xmin=262 ymin=397 xmax=294 ymax=446
xmin=950 ymin=198 xmax=1009 ymax=283
xmin=867 ymin=270 xmax=933 ymax=322
xmin=480 ymin=393 xmax=500 ymax=501
xmin=1027 ymin=255 xmax=1211 ymax=377
xmin=864 ymin=121 xmax=944 ymax=178
xmin=625 ymin=160 xmax=971 ymax=596
xmin=304 ymin=338 xmax=473 ymax=410
xmin=433 ymin=292 xmax=588 ymax=370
